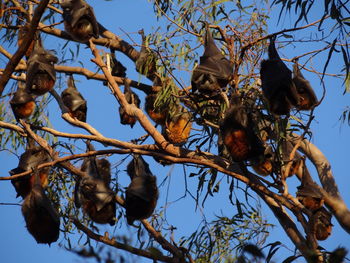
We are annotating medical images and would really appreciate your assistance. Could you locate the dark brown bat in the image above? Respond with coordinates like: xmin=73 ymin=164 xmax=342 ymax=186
xmin=163 ymin=107 xmax=192 ymax=145
xmin=10 ymin=81 xmax=36 ymax=121
xmin=135 ymin=29 xmax=158 ymax=80
xmin=145 ymin=93 xmax=167 ymax=125
xmin=110 ymin=49 xmax=126 ymax=78
xmin=125 ymin=154 xmax=158 ymax=225
xmin=219 ymin=96 xmax=265 ymax=162
xmin=312 ymin=207 xmax=333 ymax=241
xmin=260 ymin=36 xmax=299 ymax=115
xmin=296 ymin=167 xmax=324 ymax=211
xmin=75 ymin=141 xmax=116 ymax=225
xmin=60 ymin=0 xmax=99 ymax=42
xmin=252 ymin=146 xmax=274 ymax=176
xmin=119 ymin=82 xmax=140 ymax=128
xmin=10 ymin=138 xmax=51 ymax=199
xmin=292 ymin=62 xmax=318 ymax=111
xmin=17 ymin=24 xmax=36 ymax=59
xmin=61 ymin=75 xmax=87 ymax=122
xmin=26 ymin=40 xmax=58 ymax=96
xmin=21 ymin=173 xmax=60 ymax=245
xmin=191 ymin=21 xmax=233 ymax=94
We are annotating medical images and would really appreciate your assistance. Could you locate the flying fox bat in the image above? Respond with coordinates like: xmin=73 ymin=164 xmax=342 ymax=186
xmin=61 ymin=75 xmax=87 ymax=122
xmin=163 ymin=107 xmax=192 ymax=145
xmin=110 ymin=49 xmax=127 ymax=78
xmin=191 ymin=21 xmax=233 ymax=94
xmin=21 ymin=173 xmax=60 ymax=245
xmin=145 ymin=93 xmax=167 ymax=125
xmin=26 ymin=39 xmax=57 ymax=96
xmin=219 ymin=96 xmax=265 ymax=162
xmin=119 ymin=82 xmax=140 ymax=128
xmin=60 ymin=0 xmax=99 ymax=42
xmin=252 ymin=146 xmax=274 ymax=176
xmin=135 ymin=29 xmax=158 ymax=80
xmin=311 ymin=207 xmax=333 ymax=241
xmin=260 ymin=36 xmax=299 ymax=115
xmin=125 ymin=155 xmax=158 ymax=225
xmin=75 ymin=141 xmax=115 ymax=225
xmin=296 ymin=165 xmax=324 ymax=211
xmin=10 ymin=81 xmax=36 ymax=121
xmin=292 ymin=62 xmax=318 ymax=111
xmin=10 ymin=138 xmax=51 ymax=199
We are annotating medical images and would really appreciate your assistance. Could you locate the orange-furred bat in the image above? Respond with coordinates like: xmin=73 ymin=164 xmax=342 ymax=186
xmin=26 ymin=39 xmax=57 ymax=96
xmin=17 ymin=24 xmax=36 ymax=59
xmin=312 ymin=207 xmax=333 ymax=241
xmin=75 ymin=141 xmax=116 ymax=225
xmin=296 ymin=167 xmax=324 ymax=211
xmin=10 ymin=138 xmax=51 ymax=199
xmin=10 ymin=81 xmax=36 ymax=121
xmin=21 ymin=173 xmax=60 ymax=245
xmin=252 ymin=146 xmax=274 ymax=176
xmin=60 ymin=0 xmax=99 ymax=42
xmin=119 ymin=82 xmax=140 ymax=128
xmin=163 ymin=107 xmax=192 ymax=145
xmin=292 ymin=62 xmax=318 ymax=111
xmin=135 ymin=29 xmax=158 ymax=80
xmin=145 ymin=93 xmax=167 ymax=125
xmin=219 ymin=96 xmax=265 ymax=162
xmin=191 ymin=21 xmax=233 ymax=94
xmin=61 ymin=75 xmax=87 ymax=122
xmin=125 ymin=155 xmax=158 ymax=225
xmin=260 ymin=37 xmax=299 ymax=115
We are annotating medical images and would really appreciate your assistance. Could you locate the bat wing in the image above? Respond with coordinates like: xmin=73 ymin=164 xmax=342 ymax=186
xmin=71 ymin=4 xmax=99 ymax=37
xmin=61 ymin=88 xmax=86 ymax=111
xmin=80 ymin=176 xmax=114 ymax=212
xmin=126 ymin=176 xmax=158 ymax=202
xmin=196 ymin=54 xmax=232 ymax=80
xmin=10 ymin=88 xmax=33 ymax=104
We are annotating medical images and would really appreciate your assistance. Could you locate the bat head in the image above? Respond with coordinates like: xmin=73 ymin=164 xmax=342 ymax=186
xmin=61 ymin=0 xmax=99 ymax=41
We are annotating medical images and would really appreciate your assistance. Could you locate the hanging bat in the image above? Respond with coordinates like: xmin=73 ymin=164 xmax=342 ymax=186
xmin=75 ymin=141 xmax=116 ymax=225
xmin=260 ymin=36 xmax=299 ymax=115
xmin=21 ymin=173 xmax=60 ymax=245
xmin=252 ymin=146 xmax=274 ymax=176
xmin=191 ymin=21 xmax=233 ymax=95
xmin=119 ymin=82 xmax=140 ymax=128
xmin=10 ymin=81 xmax=36 ymax=121
xmin=145 ymin=93 xmax=167 ymax=125
xmin=312 ymin=207 xmax=333 ymax=241
xmin=163 ymin=107 xmax=192 ymax=145
xmin=61 ymin=75 xmax=87 ymax=122
xmin=60 ymin=0 xmax=99 ymax=42
xmin=10 ymin=138 xmax=51 ymax=199
xmin=17 ymin=24 xmax=36 ymax=59
xmin=296 ymin=166 xmax=324 ymax=211
xmin=110 ymin=49 xmax=126 ymax=78
xmin=292 ymin=62 xmax=318 ymax=111
xmin=125 ymin=154 xmax=158 ymax=225
xmin=26 ymin=39 xmax=58 ymax=96
xmin=135 ymin=29 xmax=158 ymax=80
xmin=219 ymin=96 xmax=265 ymax=162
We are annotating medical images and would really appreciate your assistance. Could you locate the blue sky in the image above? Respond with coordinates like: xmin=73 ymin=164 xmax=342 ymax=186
xmin=0 ymin=1 xmax=349 ymax=262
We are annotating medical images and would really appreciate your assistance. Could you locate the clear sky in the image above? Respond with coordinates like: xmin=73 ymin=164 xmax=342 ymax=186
xmin=0 ymin=1 xmax=349 ymax=263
